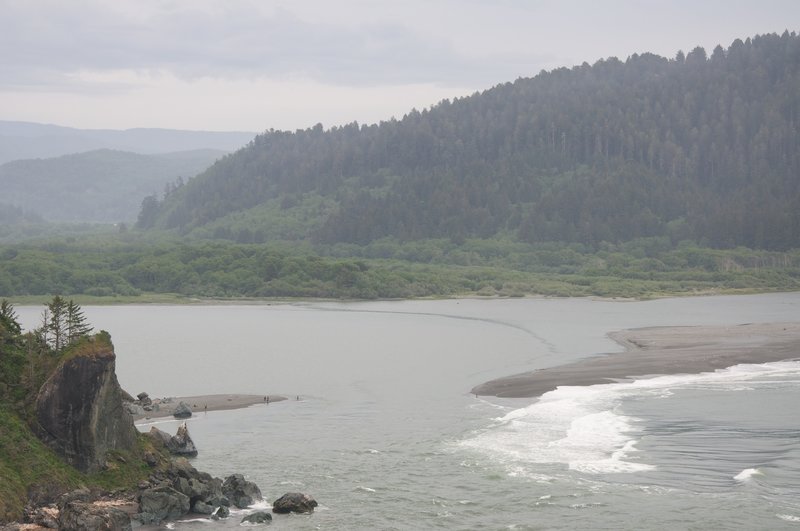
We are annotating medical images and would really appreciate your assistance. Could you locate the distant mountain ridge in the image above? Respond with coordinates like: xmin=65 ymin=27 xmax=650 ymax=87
xmin=0 ymin=121 xmax=256 ymax=164
xmin=0 ymin=148 xmax=227 ymax=223
xmin=144 ymin=32 xmax=800 ymax=250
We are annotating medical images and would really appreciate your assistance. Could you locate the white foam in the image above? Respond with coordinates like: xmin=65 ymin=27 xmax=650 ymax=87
xmin=460 ymin=382 xmax=653 ymax=474
xmin=777 ymin=514 xmax=800 ymax=522
xmin=734 ymin=468 xmax=762 ymax=482
xmin=245 ymin=500 xmax=271 ymax=511
xmin=460 ymin=360 xmax=800 ymax=476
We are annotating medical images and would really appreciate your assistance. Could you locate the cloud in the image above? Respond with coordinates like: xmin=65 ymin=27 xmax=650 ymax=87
xmin=0 ymin=0 xmax=549 ymax=91
xmin=3 ymin=0 xmax=797 ymax=131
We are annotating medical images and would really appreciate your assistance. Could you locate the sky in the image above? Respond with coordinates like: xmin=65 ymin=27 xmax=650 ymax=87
xmin=0 ymin=0 xmax=798 ymax=133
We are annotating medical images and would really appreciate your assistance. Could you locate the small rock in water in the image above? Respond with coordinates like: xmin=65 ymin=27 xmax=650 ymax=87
xmin=241 ymin=511 xmax=273 ymax=524
xmin=272 ymin=492 xmax=318 ymax=514
xmin=212 ymin=505 xmax=230 ymax=519
xmin=170 ymin=422 xmax=198 ymax=457
xmin=146 ymin=425 xmax=197 ymax=457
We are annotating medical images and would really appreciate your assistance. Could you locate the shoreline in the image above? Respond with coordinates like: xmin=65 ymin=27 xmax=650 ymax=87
xmin=472 ymin=322 xmax=800 ymax=398
xmin=131 ymin=394 xmax=287 ymax=421
xmin=9 ymin=288 xmax=792 ymax=307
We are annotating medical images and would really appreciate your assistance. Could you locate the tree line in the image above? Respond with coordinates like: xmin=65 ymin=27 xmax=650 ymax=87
xmin=0 ymin=237 xmax=797 ymax=300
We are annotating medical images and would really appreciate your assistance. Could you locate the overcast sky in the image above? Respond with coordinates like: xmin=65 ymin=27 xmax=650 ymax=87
xmin=1 ymin=0 xmax=797 ymax=132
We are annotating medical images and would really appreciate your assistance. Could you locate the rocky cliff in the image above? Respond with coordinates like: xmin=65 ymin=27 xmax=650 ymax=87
xmin=34 ymin=334 xmax=138 ymax=473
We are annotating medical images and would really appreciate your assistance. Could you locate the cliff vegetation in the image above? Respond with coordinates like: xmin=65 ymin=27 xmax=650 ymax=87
xmin=0 ymin=299 xmax=157 ymax=523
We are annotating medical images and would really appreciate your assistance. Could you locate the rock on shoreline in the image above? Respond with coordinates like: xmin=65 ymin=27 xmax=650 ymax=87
xmin=6 ymin=422 xmax=318 ymax=529
xmin=147 ymin=423 xmax=198 ymax=457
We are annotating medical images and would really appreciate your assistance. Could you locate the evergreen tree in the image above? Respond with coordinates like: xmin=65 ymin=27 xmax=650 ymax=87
xmin=45 ymin=296 xmax=68 ymax=351
xmin=37 ymin=297 xmax=92 ymax=352
xmin=0 ymin=299 xmax=21 ymax=338
xmin=65 ymin=300 xmax=92 ymax=344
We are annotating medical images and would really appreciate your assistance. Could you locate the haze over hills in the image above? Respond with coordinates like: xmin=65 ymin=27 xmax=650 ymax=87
xmin=143 ymin=32 xmax=800 ymax=251
xmin=0 ymin=121 xmax=256 ymax=165
xmin=0 ymin=149 xmax=227 ymax=223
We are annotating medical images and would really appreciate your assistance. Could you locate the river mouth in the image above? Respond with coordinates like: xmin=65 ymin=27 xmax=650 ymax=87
xmin=15 ymin=293 xmax=800 ymax=529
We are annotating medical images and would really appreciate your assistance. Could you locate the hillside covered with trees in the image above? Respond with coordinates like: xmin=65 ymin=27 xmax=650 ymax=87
xmin=143 ymin=32 xmax=799 ymax=251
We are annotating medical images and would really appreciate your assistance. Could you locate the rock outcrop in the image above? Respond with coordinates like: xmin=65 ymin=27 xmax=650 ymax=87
xmin=137 ymin=486 xmax=190 ymax=525
xmin=58 ymin=499 xmax=132 ymax=531
xmin=147 ymin=423 xmax=198 ymax=457
xmin=132 ymin=458 xmax=270 ymax=524
xmin=222 ymin=474 xmax=263 ymax=509
xmin=272 ymin=492 xmax=318 ymax=514
xmin=2 ymin=329 xmax=283 ymax=529
xmin=34 ymin=337 xmax=138 ymax=473
xmin=44 ymin=489 xmax=137 ymax=531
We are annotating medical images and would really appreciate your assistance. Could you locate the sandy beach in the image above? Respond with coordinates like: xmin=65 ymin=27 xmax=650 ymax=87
xmin=472 ymin=322 xmax=800 ymax=398
xmin=132 ymin=393 xmax=287 ymax=421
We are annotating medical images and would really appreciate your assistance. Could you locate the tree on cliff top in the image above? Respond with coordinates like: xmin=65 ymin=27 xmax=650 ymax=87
xmin=38 ymin=297 xmax=93 ymax=352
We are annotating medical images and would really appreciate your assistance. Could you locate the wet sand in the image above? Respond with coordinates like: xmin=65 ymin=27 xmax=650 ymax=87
xmin=132 ymin=394 xmax=286 ymax=420
xmin=472 ymin=322 xmax=800 ymax=398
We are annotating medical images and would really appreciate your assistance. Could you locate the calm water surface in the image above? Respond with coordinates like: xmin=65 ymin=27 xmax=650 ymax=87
xmin=16 ymin=294 xmax=800 ymax=529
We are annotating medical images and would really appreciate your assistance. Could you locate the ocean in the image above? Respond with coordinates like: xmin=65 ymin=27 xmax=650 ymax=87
xmin=15 ymin=293 xmax=800 ymax=529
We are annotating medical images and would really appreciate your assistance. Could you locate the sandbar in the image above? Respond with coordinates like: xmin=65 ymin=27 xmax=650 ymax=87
xmin=132 ymin=394 xmax=286 ymax=421
xmin=472 ymin=322 xmax=800 ymax=398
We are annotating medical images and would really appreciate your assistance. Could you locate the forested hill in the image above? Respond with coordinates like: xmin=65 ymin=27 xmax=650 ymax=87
xmin=144 ymin=32 xmax=800 ymax=251
xmin=0 ymin=149 xmax=225 ymax=223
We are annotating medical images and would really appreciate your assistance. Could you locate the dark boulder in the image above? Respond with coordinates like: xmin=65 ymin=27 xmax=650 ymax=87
xmin=58 ymin=500 xmax=132 ymax=531
xmin=241 ymin=511 xmax=273 ymax=524
xmin=272 ymin=492 xmax=318 ymax=514
xmin=203 ymin=477 xmax=229 ymax=507
xmin=137 ymin=486 xmax=190 ymax=525
xmin=191 ymin=500 xmax=215 ymax=515
xmin=222 ymin=474 xmax=262 ymax=509
xmin=173 ymin=401 xmax=192 ymax=418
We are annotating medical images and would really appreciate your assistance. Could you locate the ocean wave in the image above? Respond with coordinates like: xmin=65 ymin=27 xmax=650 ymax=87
xmin=459 ymin=360 xmax=800 ymax=477
xmin=459 ymin=382 xmax=653 ymax=474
